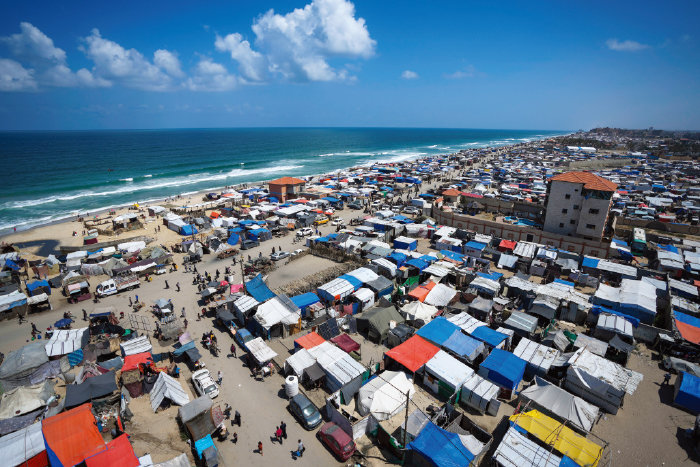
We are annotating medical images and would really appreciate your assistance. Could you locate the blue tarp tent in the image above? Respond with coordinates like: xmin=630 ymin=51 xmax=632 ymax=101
xmin=180 ymin=224 xmax=198 ymax=236
xmin=194 ymin=434 xmax=216 ymax=458
xmin=477 ymin=271 xmax=503 ymax=281
xmin=675 ymin=372 xmax=700 ymax=414
xmin=419 ymin=255 xmax=437 ymax=264
xmin=406 ymin=258 xmax=429 ymax=271
xmin=554 ymin=278 xmax=575 ymax=287
xmin=465 ymin=241 xmax=487 ymax=251
xmin=248 ymin=228 xmax=270 ymax=240
xmin=291 ymin=292 xmax=320 ymax=309
xmin=408 ymin=421 xmax=475 ymax=466
xmin=442 ymin=330 xmax=484 ymax=363
xmin=590 ymin=305 xmax=640 ymax=327
xmin=394 ymin=237 xmax=418 ymax=250
xmin=470 ymin=326 xmax=509 ymax=348
xmin=440 ymin=250 xmax=465 ymax=262
xmin=245 ymin=274 xmax=276 ymax=302
xmin=388 ymin=252 xmax=408 ymax=267
xmin=172 ymin=341 xmax=195 ymax=357
xmin=416 ymin=317 xmax=459 ymax=346
xmin=479 ymin=348 xmax=527 ymax=391
xmin=26 ymin=280 xmax=51 ymax=296
xmin=4 ymin=259 xmax=20 ymax=271
xmin=227 ymin=233 xmax=240 ymax=245
xmin=582 ymin=257 xmax=600 ymax=269
xmin=339 ymin=274 xmax=363 ymax=291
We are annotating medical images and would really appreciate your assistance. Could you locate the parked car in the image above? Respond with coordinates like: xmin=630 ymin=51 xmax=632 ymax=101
xmin=348 ymin=202 xmax=363 ymax=210
xmin=271 ymin=251 xmax=290 ymax=261
xmin=290 ymin=248 xmax=305 ymax=256
xmin=317 ymin=422 xmax=356 ymax=461
xmin=240 ymin=239 xmax=259 ymax=250
xmin=331 ymin=218 xmax=345 ymax=226
xmin=288 ymin=393 xmax=322 ymax=430
xmin=192 ymin=369 xmax=219 ymax=399
xmin=314 ymin=216 xmax=329 ymax=225
xmin=296 ymin=227 xmax=314 ymax=237
xmin=402 ymin=206 xmax=419 ymax=215
xmin=235 ymin=329 xmax=255 ymax=352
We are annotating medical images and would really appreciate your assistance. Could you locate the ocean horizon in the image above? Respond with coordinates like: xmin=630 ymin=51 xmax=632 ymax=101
xmin=0 ymin=127 xmax=566 ymax=233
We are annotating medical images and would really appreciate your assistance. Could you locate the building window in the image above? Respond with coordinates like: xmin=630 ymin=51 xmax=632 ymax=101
xmin=570 ymin=220 xmax=576 ymax=224
xmin=526 ymin=234 xmax=534 ymax=242
xmin=559 ymin=223 xmax=564 ymax=228
xmin=586 ymin=224 xmax=595 ymax=229
xmin=562 ymin=209 xmax=568 ymax=214
xmin=573 ymin=205 xmax=579 ymax=210
xmin=565 ymin=194 xmax=571 ymax=199
xmin=589 ymin=208 xmax=600 ymax=214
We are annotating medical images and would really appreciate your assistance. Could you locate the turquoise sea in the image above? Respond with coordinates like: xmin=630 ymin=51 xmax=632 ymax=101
xmin=0 ymin=128 xmax=564 ymax=233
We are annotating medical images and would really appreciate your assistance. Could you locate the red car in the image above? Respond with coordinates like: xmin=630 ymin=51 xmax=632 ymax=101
xmin=317 ymin=422 xmax=356 ymax=461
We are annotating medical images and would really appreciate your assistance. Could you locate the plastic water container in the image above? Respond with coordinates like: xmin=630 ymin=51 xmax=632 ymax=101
xmin=285 ymin=375 xmax=299 ymax=398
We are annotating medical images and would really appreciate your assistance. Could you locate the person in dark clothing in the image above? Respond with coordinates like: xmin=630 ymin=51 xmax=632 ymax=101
xmin=164 ymin=280 xmax=169 ymax=289
xmin=230 ymin=343 xmax=237 ymax=358
xmin=663 ymin=373 xmax=672 ymax=385
xmin=31 ymin=322 xmax=38 ymax=333
xmin=176 ymin=282 xmax=181 ymax=292
xmin=82 ymin=309 xmax=88 ymax=321
xmin=234 ymin=410 xmax=241 ymax=426
xmin=280 ymin=421 xmax=287 ymax=439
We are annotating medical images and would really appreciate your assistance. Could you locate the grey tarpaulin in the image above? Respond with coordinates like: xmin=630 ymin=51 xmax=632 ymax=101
xmin=64 ymin=371 xmax=118 ymax=408
xmin=0 ymin=342 xmax=49 ymax=388
xmin=340 ymin=373 xmax=364 ymax=404
xmin=178 ymin=396 xmax=215 ymax=440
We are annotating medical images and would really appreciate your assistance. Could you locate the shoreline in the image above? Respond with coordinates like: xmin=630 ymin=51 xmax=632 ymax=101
xmin=0 ymin=134 xmax=565 ymax=241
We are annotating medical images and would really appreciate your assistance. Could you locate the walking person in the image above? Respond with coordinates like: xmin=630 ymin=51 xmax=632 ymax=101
xmin=257 ymin=441 xmax=263 ymax=456
xmin=183 ymin=318 xmax=188 ymax=329
xmin=280 ymin=421 xmax=287 ymax=440
xmin=181 ymin=307 xmax=186 ymax=318
xmin=234 ymin=410 xmax=241 ymax=426
xmin=275 ymin=426 xmax=283 ymax=444
xmin=224 ymin=403 xmax=232 ymax=419
xmin=176 ymin=282 xmax=181 ymax=292
xmin=129 ymin=296 xmax=133 ymax=306
xmin=230 ymin=343 xmax=237 ymax=358
xmin=217 ymin=370 xmax=223 ymax=385
xmin=164 ymin=280 xmax=169 ymax=289
xmin=82 ymin=309 xmax=88 ymax=321
xmin=295 ymin=439 xmax=305 ymax=458
xmin=663 ymin=373 xmax=672 ymax=385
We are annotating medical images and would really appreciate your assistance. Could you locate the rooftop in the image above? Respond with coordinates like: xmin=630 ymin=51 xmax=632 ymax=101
xmin=268 ymin=176 xmax=306 ymax=185
xmin=549 ymin=171 xmax=618 ymax=192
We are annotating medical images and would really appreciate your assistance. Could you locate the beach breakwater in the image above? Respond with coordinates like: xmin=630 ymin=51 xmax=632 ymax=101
xmin=0 ymin=127 xmax=563 ymax=233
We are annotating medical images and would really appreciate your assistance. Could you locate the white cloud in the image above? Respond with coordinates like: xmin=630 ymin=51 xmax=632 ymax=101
xmin=215 ymin=0 xmax=375 ymax=82
xmin=1 ymin=22 xmax=66 ymax=65
xmin=401 ymin=70 xmax=418 ymax=80
xmin=0 ymin=58 xmax=37 ymax=91
xmin=154 ymin=49 xmax=184 ymax=77
xmin=185 ymin=58 xmax=238 ymax=91
xmin=215 ymin=33 xmax=266 ymax=82
xmin=81 ymin=29 xmax=175 ymax=91
xmin=606 ymin=38 xmax=649 ymax=52
xmin=445 ymin=65 xmax=479 ymax=79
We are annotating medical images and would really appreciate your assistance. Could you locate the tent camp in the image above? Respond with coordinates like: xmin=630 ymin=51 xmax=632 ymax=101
xmin=478 ymin=348 xmax=527 ymax=394
xmin=520 ymin=377 xmax=600 ymax=432
xmin=357 ymin=371 xmax=415 ymax=420
xmin=42 ymin=403 xmax=106 ymax=467
xmin=64 ymin=371 xmax=118 ymax=409
xmin=408 ymin=421 xmax=483 ymax=467
xmin=423 ymin=350 xmax=474 ymax=400
xmin=674 ymin=371 xmax=700 ymax=415
xmin=356 ymin=305 xmax=405 ymax=343
xmin=460 ymin=373 xmax=501 ymax=415
xmin=150 ymin=372 xmax=190 ymax=412
xmin=384 ymin=335 xmax=439 ymax=373
xmin=401 ymin=301 xmax=437 ymax=323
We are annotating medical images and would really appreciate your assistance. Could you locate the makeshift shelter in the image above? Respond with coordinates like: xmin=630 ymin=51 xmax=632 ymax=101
xmin=478 ymin=349 xmax=527 ymax=393
xmin=408 ymin=421 xmax=481 ymax=467
xmin=365 ymin=275 xmax=394 ymax=298
xmin=284 ymin=348 xmax=316 ymax=378
xmin=493 ymin=427 xmax=562 ymax=467
xmin=120 ymin=336 xmax=152 ymax=356
xmin=150 ymin=372 xmax=190 ymax=412
xmin=674 ymin=311 xmax=700 ymax=345
xmin=424 ymin=283 xmax=457 ymax=307
xmin=384 ymin=335 xmax=439 ymax=373
xmin=45 ymin=328 xmax=90 ymax=357
xmin=253 ymin=296 xmax=301 ymax=339
xmin=424 ymin=350 xmax=474 ymax=400
xmin=356 ymin=306 xmax=405 ymax=343
xmin=247 ymin=337 xmax=278 ymax=365
xmin=42 ymin=403 xmax=106 ymax=467
xmin=674 ymin=372 xmax=700 ymax=415
xmin=592 ymin=279 xmax=657 ymax=325
xmin=357 ymin=371 xmax=415 ymax=420
xmin=512 ymin=338 xmax=560 ymax=379
xmin=0 ymin=341 xmax=52 ymax=391
xmin=294 ymin=331 xmax=325 ymax=350
xmin=503 ymin=311 xmax=538 ymax=338
xmin=85 ymin=434 xmax=139 ymax=467
xmin=290 ymin=292 xmax=320 ymax=316
xmin=520 ymin=377 xmax=600 ymax=432
xmin=308 ymin=342 xmax=366 ymax=394
xmin=0 ymin=380 xmax=55 ymax=419
xmin=0 ymin=421 xmax=47 ymax=467
xmin=64 ymin=371 xmax=117 ymax=409
xmin=317 ymin=277 xmax=355 ymax=302
xmin=331 ymin=334 xmax=361 ymax=354
xmin=416 ymin=317 xmax=460 ymax=346
xmin=509 ymin=410 xmax=604 ymax=467
xmin=460 ymin=373 xmax=501 ymax=415
xmin=407 ymin=282 xmax=435 ymax=302
xmin=178 ymin=397 xmax=220 ymax=440
xmin=565 ymin=348 xmax=643 ymax=414
xmin=401 ymin=301 xmax=437 ymax=323
xmin=245 ymin=273 xmax=276 ymax=302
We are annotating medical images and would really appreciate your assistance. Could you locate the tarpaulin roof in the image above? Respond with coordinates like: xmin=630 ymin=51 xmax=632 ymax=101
xmin=331 ymin=334 xmax=361 ymax=353
xmin=64 ymin=371 xmax=117 ymax=408
xmin=357 ymin=370 xmax=414 ymax=420
xmin=408 ymin=421 xmax=476 ymax=466
xmin=245 ymin=273 xmax=276 ymax=302
xmin=494 ymin=427 xmax=562 ymax=467
xmin=285 ymin=348 xmax=315 ymax=377
xmin=247 ymin=337 xmax=278 ymax=363
xmin=294 ymin=331 xmax=325 ymax=350
xmin=401 ymin=301 xmax=438 ymax=322
xmin=385 ymin=335 xmax=439 ymax=373
xmin=150 ymin=372 xmax=190 ymax=411
xmin=0 ymin=421 xmax=46 ymax=467
xmin=122 ymin=352 xmax=153 ymax=372
xmin=0 ymin=341 xmax=49 ymax=382
xmin=42 ymin=403 xmax=105 ymax=467
xmin=424 ymin=283 xmax=457 ymax=307
xmin=425 ymin=350 xmax=474 ymax=390
xmin=338 ymin=274 xmax=363 ymax=291
xmin=520 ymin=376 xmax=600 ymax=432
xmin=317 ymin=277 xmax=355 ymax=301
xmin=291 ymin=292 xmax=320 ymax=309
xmin=45 ymin=327 xmax=89 ymax=357
xmin=408 ymin=281 xmax=435 ymax=302
xmin=471 ymin=325 xmax=509 ymax=348
xmin=0 ymin=380 xmax=55 ymax=419
xmin=479 ymin=348 xmax=527 ymax=390
xmin=416 ymin=317 xmax=460 ymax=346
xmin=499 ymin=239 xmax=517 ymax=250
xmin=675 ymin=372 xmax=700 ymax=415
xmin=443 ymin=330 xmax=485 ymax=363
xmin=440 ymin=250 xmax=465 ymax=262
xmin=510 ymin=410 xmax=604 ymax=466
xmin=120 ymin=335 xmax=153 ymax=356
xmin=85 ymin=434 xmax=139 ymax=467
xmin=675 ymin=311 xmax=700 ymax=345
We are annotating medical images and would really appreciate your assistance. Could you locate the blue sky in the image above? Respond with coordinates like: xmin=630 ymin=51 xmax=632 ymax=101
xmin=0 ymin=0 xmax=698 ymax=130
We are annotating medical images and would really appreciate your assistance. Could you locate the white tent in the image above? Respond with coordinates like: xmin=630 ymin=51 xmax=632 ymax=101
xmin=460 ymin=373 xmax=500 ymax=415
xmin=317 ymin=278 xmax=355 ymax=301
xmin=401 ymin=301 xmax=438 ymax=322
xmin=150 ymin=372 xmax=190 ymax=412
xmin=494 ymin=427 xmax=562 ymax=467
xmin=44 ymin=327 xmax=89 ymax=357
xmin=371 ymin=258 xmax=397 ymax=277
xmin=447 ymin=312 xmax=488 ymax=335
xmin=424 ymin=283 xmax=457 ymax=307
xmin=346 ymin=267 xmax=379 ymax=284
xmin=254 ymin=297 xmax=300 ymax=330
xmin=357 ymin=371 xmax=415 ymax=420
xmin=0 ymin=421 xmax=46 ymax=467
xmin=284 ymin=348 xmax=316 ymax=377
xmin=247 ymin=337 xmax=278 ymax=364
xmin=352 ymin=288 xmax=375 ymax=310
xmin=120 ymin=335 xmax=152 ymax=356
xmin=424 ymin=350 xmax=474 ymax=394
xmin=513 ymin=338 xmax=560 ymax=378
xmin=520 ymin=377 xmax=599 ymax=432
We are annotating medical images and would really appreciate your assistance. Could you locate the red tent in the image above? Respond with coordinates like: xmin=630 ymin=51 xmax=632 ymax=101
xmin=331 ymin=334 xmax=361 ymax=353
xmin=42 ymin=404 xmax=105 ymax=467
xmin=498 ymin=240 xmax=517 ymax=251
xmin=85 ymin=435 xmax=139 ymax=467
xmin=294 ymin=331 xmax=325 ymax=350
xmin=122 ymin=352 xmax=153 ymax=372
xmin=384 ymin=335 xmax=439 ymax=373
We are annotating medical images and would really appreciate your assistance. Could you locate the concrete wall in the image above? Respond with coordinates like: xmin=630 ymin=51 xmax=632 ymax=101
xmin=434 ymin=208 xmax=611 ymax=258
xmin=633 ymin=323 xmax=674 ymax=344
xmin=616 ymin=216 xmax=700 ymax=236
xmin=576 ymin=195 xmax=611 ymax=239
xmin=544 ymin=181 xmax=584 ymax=236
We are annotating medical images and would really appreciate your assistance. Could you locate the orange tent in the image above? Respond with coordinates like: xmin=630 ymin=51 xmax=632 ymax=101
xmin=385 ymin=335 xmax=439 ymax=373
xmin=122 ymin=352 xmax=153 ymax=372
xmin=85 ymin=435 xmax=140 ymax=467
xmin=294 ymin=331 xmax=325 ymax=350
xmin=42 ymin=404 xmax=105 ymax=467
xmin=209 ymin=211 xmax=220 ymax=219
xmin=407 ymin=281 xmax=435 ymax=302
